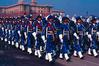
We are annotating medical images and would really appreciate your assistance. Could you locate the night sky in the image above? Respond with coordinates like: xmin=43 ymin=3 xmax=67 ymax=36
xmin=0 ymin=0 xmax=99 ymax=16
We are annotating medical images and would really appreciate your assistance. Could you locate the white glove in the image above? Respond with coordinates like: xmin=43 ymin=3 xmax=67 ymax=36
xmin=85 ymin=32 xmax=88 ymax=35
xmin=42 ymin=35 xmax=45 ymax=40
xmin=96 ymin=32 xmax=99 ymax=36
xmin=18 ymin=31 xmax=21 ymax=37
xmin=24 ymin=32 xmax=27 ymax=39
xmin=9 ymin=30 xmax=11 ymax=34
xmin=73 ymin=33 xmax=79 ymax=40
xmin=18 ymin=31 xmax=20 ymax=34
xmin=88 ymin=34 xmax=92 ymax=41
xmin=59 ymin=34 xmax=63 ymax=43
xmin=2 ymin=27 xmax=4 ymax=30
xmin=5 ymin=29 xmax=7 ymax=33
xmin=41 ymin=35 xmax=46 ymax=43
xmin=32 ymin=32 xmax=36 ymax=40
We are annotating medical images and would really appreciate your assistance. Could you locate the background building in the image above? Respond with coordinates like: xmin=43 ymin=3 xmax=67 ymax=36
xmin=0 ymin=0 xmax=64 ymax=17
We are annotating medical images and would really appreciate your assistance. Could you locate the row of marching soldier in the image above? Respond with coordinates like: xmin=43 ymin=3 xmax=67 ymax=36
xmin=0 ymin=14 xmax=99 ymax=63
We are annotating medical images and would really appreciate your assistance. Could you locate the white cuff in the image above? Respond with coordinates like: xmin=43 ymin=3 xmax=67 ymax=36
xmin=73 ymin=33 xmax=79 ymax=39
xmin=85 ymin=32 xmax=88 ymax=35
xmin=5 ymin=29 xmax=7 ymax=33
xmin=97 ymin=32 xmax=99 ymax=36
xmin=24 ymin=32 xmax=27 ymax=38
xmin=32 ymin=32 xmax=36 ymax=39
xmin=59 ymin=34 xmax=63 ymax=39
xmin=88 ymin=34 xmax=92 ymax=41
xmin=18 ymin=31 xmax=20 ymax=34
xmin=2 ymin=27 xmax=4 ymax=30
xmin=42 ymin=35 xmax=45 ymax=41
xmin=59 ymin=34 xmax=63 ymax=43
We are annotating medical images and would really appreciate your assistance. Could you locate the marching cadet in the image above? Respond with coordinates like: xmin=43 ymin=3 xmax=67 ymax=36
xmin=0 ymin=17 xmax=3 ymax=40
xmin=43 ymin=15 xmax=56 ymax=62
xmin=7 ymin=18 xmax=11 ymax=44
xmin=53 ymin=17 xmax=61 ymax=54
xmin=27 ymin=14 xmax=34 ymax=54
xmin=14 ymin=17 xmax=17 ymax=45
xmin=96 ymin=18 xmax=99 ymax=52
xmin=59 ymin=17 xmax=71 ymax=61
xmin=6 ymin=18 xmax=10 ymax=44
xmin=11 ymin=17 xmax=16 ymax=46
xmin=20 ymin=16 xmax=27 ymax=51
xmin=14 ymin=17 xmax=20 ymax=48
xmin=1 ymin=17 xmax=5 ymax=41
xmin=34 ymin=15 xmax=45 ymax=58
xmin=73 ymin=17 xmax=85 ymax=59
xmin=2 ymin=18 xmax=5 ymax=41
xmin=81 ymin=17 xmax=89 ymax=52
xmin=4 ymin=18 xmax=8 ymax=42
xmin=0 ymin=17 xmax=3 ymax=41
xmin=86 ymin=16 xmax=98 ymax=57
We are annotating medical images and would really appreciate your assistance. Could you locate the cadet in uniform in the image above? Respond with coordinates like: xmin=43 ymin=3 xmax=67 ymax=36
xmin=27 ymin=14 xmax=34 ymax=54
xmin=59 ymin=17 xmax=71 ymax=61
xmin=34 ymin=15 xmax=45 ymax=58
xmin=43 ymin=15 xmax=56 ymax=62
xmin=87 ymin=17 xmax=98 ymax=57
xmin=73 ymin=17 xmax=85 ymax=59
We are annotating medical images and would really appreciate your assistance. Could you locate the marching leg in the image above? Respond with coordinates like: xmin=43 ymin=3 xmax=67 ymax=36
xmin=21 ymin=45 xmax=25 ymax=51
xmin=34 ymin=50 xmax=38 ymax=56
xmin=8 ymin=41 xmax=11 ymax=44
xmin=12 ymin=41 xmax=14 ymax=46
xmin=64 ymin=53 xmax=70 ymax=61
xmin=37 ymin=50 xmax=42 ymax=58
xmin=88 ymin=48 xmax=92 ymax=55
xmin=20 ymin=45 xmax=22 ymax=49
xmin=48 ymin=53 xmax=53 ymax=62
xmin=27 ymin=47 xmax=32 ymax=54
xmin=15 ymin=42 xmax=19 ymax=48
xmin=78 ymin=51 xmax=83 ymax=59
xmin=45 ymin=53 xmax=49 ymax=60
xmin=73 ymin=50 xmax=77 ymax=57
xmin=92 ymin=49 xmax=98 ymax=57
xmin=59 ymin=53 xmax=63 ymax=59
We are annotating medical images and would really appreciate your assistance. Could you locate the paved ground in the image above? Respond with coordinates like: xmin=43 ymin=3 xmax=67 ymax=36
xmin=0 ymin=40 xmax=99 ymax=66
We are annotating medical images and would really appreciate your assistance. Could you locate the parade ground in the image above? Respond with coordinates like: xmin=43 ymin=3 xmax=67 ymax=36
xmin=0 ymin=40 xmax=99 ymax=66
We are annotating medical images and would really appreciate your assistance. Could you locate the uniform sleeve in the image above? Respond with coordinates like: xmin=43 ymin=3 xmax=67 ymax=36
xmin=42 ymin=23 xmax=47 ymax=35
xmin=87 ymin=24 xmax=92 ymax=34
xmin=59 ymin=24 xmax=63 ymax=35
xmin=32 ymin=22 xmax=36 ymax=32
xmin=97 ymin=23 xmax=99 ymax=31
xmin=69 ymin=21 xmax=77 ymax=34
xmin=83 ymin=22 xmax=90 ymax=32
